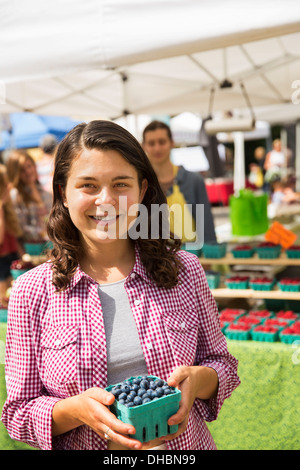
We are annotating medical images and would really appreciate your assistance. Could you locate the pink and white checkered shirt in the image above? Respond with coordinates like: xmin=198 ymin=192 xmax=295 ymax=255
xmin=1 ymin=248 xmax=239 ymax=450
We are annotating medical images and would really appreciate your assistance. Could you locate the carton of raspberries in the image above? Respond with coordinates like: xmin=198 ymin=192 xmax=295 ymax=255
xmin=106 ymin=375 xmax=181 ymax=442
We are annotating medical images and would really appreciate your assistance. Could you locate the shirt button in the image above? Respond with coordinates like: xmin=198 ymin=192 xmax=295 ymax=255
xmin=54 ymin=339 xmax=61 ymax=347
xmin=130 ymin=273 xmax=136 ymax=280
xmin=134 ymin=299 xmax=140 ymax=306
xmin=146 ymin=342 xmax=153 ymax=350
xmin=181 ymin=322 xmax=186 ymax=329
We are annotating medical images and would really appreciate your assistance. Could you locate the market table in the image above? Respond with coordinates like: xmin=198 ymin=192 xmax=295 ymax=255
xmin=1 ymin=323 xmax=299 ymax=450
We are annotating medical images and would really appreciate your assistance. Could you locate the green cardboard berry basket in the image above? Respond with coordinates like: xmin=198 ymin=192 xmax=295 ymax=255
xmin=205 ymin=271 xmax=220 ymax=289
xmin=0 ymin=308 xmax=7 ymax=322
xmin=202 ymin=242 xmax=227 ymax=259
xmin=10 ymin=269 xmax=30 ymax=280
xmin=231 ymin=247 xmax=254 ymax=258
xmin=251 ymin=325 xmax=279 ymax=342
xmin=225 ymin=278 xmax=249 ymax=289
xmin=224 ymin=324 xmax=252 ymax=340
xmin=249 ymin=279 xmax=275 ymax=291
xmin=279 ymin=328 xmax=300 ymax=344
xmin=277 ymin=281 xmax=300 ymax=292
xmin=286 ymin=246 xmax=300 ymax=258
xmin=255 ymin=244 xmax=281 ymax=259
xmin=106 ymin=376 xmax=181 ymax=442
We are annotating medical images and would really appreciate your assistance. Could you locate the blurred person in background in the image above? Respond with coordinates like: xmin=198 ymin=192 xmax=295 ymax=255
xmin=142 ymin=120 xmax=216 ymax=246
xmin=0 ymin=164 xmax=23 ymax=306
xmin=37 ymin=133 xmax=58 ymax=193
xmin=6 ymin=149 xmax=52 ymax=243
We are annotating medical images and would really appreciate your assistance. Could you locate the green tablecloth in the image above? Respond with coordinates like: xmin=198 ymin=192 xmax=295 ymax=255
xmin=1 ymin=323 xmax=299 ymax=450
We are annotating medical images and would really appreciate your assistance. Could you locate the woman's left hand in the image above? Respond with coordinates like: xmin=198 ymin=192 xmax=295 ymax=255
xmin=160 ymin=365 xmax=219 ymax=441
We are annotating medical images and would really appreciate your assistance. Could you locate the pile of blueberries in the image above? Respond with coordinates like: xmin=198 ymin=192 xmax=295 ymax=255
xmin=110 ymin=375 xmax=177 ymax=408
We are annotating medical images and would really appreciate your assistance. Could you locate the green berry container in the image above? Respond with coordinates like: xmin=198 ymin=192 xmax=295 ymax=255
xmin=24 ymin=242 xmax=47 ymax=256
xmin=224 ymin=324 xmax=252 ymax=340
xmin=0 ymin=308 xmax=8 ymax=322
xmin=106 ymin=376 xmax=181 ymax=443
xmin=256 ymin=244 xmax=281 ymax=259
xmin=286 ymin=246 xmax=300 ymax=259
xmin=202 ymin=242 xmax=227 ymax=259
xmin=249 ymin=278 xmax=275 ymax=291
xmin=279 ymin=327 xmax=300 ymax=344
xmin=225 ymin=277 xmax=249 ymax=289
xmin=205 ymin=270 xmax=220 ymax=289
xmin=251 ymin=325 xmax=279 ymax=342
xmin=10 ymin=269 xmax=30 ymax=280
xmin=277 ymin=280 xmax=300 ymax=292
xmin=231 ymin=245 xmax=254 ymax=258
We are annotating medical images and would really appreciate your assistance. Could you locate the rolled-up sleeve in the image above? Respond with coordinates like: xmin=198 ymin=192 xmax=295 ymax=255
xmin=192 ymin=260 xmax=240 ymax=422
xmin=1 ymin=278 xmax=60 ymax=450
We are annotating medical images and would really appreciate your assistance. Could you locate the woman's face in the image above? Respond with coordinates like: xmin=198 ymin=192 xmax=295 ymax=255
xmin=63 ymin=148 xmax=147 ymax=250
xmin=20 ymin=158 xmax=37 ymax=185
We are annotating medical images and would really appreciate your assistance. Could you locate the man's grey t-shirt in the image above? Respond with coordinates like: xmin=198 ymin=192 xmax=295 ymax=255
xmin=98 ymin=278 xmax=148 ymax=386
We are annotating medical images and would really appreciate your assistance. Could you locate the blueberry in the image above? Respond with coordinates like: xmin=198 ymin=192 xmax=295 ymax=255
xmin=121 ymin=385 xmax=131 ymax=394
xmin=111 ymin=388 xmax=122 ymax=397
xmin=163 ymin=387 xmax=172 ymax=395
xmin=140 ymin=380 xmax=149 ymax=390
xmin=125 ymin=402 xmax=135 ymax=407
xmin=149 ymin=381 xmax=157 ymax=390
xmin=118 ymin=392 xmax=128 ymax=401
xmin=127 ymin=391 xmax=136 ymax=401
xmin=141 ymin=391 xmax=151 ymax=400
xmin=130 ymin=384 xmax=139 ymax=392
xmin=137 ymin=388 xmax=146 ymax=397
xmin=154 ymin=379 xmax=164 ymax=387
xmin=132 ymin=378 xmax=141 ymax=385
xmin=155 ymin=387 xmax=164 ymax=397
xmin=140 ymin=376 xmax=148 ymax=381
xmin=133 ymin=396 xmax=142 ymax=406
xmin=118 ymin=398 xmax=126 ymax=405
xmin=142 ymin=397 xmax=151 ymax=404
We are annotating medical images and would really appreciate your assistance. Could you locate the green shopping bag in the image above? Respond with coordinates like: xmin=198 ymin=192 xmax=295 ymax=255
xmin=229 ymin=189 xmax=269 ymax=236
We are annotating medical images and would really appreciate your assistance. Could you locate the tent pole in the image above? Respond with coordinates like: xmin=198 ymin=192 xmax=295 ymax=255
xmin=233 ymin=132 xmax=245 ymax=193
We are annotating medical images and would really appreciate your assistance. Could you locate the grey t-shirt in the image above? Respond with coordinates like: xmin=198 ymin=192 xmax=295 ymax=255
xmin=98 ymin=278 xmax=148 ymax=386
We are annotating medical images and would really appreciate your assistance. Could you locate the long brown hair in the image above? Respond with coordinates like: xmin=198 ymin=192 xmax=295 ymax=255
xmin=47 ymin=120 xmax=183 ymax=291
xmin=0 ymin=164 xmax=23 ymax=237
xmin=6 ymin=149 xmax=40 ymax=205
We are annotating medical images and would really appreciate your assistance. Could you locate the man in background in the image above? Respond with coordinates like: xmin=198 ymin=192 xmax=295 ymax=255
xmin=142 ymin=120 xmax=216 ymax=247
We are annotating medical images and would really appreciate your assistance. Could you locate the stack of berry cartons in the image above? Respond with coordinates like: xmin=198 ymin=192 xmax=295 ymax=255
xmin=106 ymin=375 xmax=181 ymax=442
xmin=231 ymin=244 xmax=254 ymax=258
xmin=249 ymin=277 xmax=275 ymax=291
xmin=225 ymin=275 xmax=249 ymax=289
xmin=256 ymin=242 xmax=281 ymax=259
xmin=225 ymin=313 xmax=263 ymax=341
xmin=219 ymin=309 xmax=246 ymax=333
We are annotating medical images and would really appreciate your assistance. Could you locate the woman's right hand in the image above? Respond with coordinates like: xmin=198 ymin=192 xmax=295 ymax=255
xmin=52 ymin=387 xmax=142 ymax=450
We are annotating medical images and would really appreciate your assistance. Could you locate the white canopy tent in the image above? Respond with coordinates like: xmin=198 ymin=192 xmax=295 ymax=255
xmin=1 ymin=0 xmax=300 ymax=189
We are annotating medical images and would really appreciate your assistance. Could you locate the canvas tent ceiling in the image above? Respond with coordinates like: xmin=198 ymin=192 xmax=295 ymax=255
xmin=1 ymin=0 xmax=300 ymax=123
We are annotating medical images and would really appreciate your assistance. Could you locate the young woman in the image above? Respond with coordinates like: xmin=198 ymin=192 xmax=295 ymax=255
xmin=2 ymin=120 xmax=240 ymax=450
xmin=6 ymin=149 xmax=52 ymax=243
xmin=0 ymin=164 xmax=23 ymax=305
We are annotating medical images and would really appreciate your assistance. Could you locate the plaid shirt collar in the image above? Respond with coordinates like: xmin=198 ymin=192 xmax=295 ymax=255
xmin=67 ymin=243 xmax=151 ymax=291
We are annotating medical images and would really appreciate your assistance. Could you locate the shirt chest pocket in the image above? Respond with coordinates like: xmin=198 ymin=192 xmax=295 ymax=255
xmin=41 ymin=325 xmax=78 ymax=386
xmin=161 ymin=312 xmax=199 ymax=366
